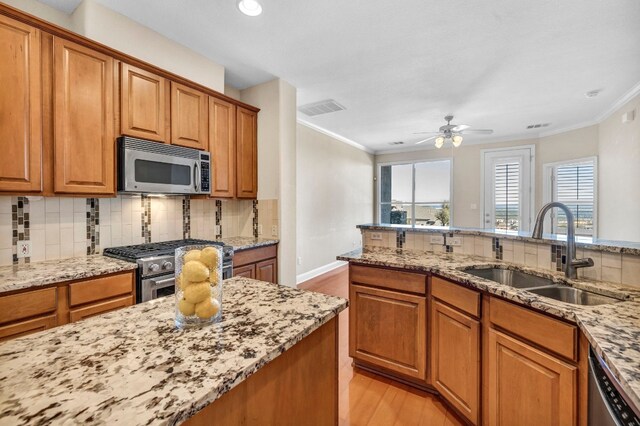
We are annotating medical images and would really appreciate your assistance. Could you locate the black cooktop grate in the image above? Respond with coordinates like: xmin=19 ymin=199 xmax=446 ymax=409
xmin=103 ymin=239 xmax=223 ymax=260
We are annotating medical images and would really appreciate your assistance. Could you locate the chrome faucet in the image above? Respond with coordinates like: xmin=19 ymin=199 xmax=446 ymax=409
xmin=531 ymin=202 xmax=594 ymax=279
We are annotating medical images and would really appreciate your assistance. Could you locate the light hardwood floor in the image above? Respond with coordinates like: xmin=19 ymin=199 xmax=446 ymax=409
xmin=299 ymin=265 xmax=464 ymax=426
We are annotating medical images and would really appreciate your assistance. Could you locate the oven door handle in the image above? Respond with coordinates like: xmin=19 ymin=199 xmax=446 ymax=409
xmin=194 ymin=163 xmax=199 ymax=193
xmin=150 ymin=277 xmax=175 ymax=288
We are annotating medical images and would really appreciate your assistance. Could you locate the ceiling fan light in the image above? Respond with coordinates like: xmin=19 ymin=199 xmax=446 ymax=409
xmin=434 ymin=136 xmax=445 ymax=149
xmin=452 ymin=134 xmax=463 ymax=147
xmin=237 ymin=0 xmax=262 ymax=16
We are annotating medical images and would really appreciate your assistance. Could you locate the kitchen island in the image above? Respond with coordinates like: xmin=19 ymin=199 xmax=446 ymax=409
xmin=0 ymin=277 xmax=347 ymax=425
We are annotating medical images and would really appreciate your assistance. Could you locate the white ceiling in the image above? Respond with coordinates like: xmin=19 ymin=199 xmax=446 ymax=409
xmin=38 ymin=0 xmax=640 ymax=152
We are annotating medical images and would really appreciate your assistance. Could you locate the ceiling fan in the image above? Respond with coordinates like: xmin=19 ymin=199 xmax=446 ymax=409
xmin=414 ymin=115 xmax=493 ymax=148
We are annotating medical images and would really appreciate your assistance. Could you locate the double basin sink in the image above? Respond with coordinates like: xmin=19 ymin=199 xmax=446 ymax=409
xmin=463 ymin=267 xmax=620 ymax=306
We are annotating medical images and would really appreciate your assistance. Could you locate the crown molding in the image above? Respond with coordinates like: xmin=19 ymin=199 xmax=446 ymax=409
xmin=537 ymin=120 xmax=599 ymax=138
xmin=296 ymin=119 xmax=374 ymax=154
xmin=595 ymin=80 xmax=640 ymax=123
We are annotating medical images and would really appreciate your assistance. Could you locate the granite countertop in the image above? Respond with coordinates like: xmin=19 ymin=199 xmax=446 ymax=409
xmin=0 ymin=255 xmax=138 ymax=295
xmin=357 ymin=223 xmax=640 ymax=255
xmin=338 ymin=246 xmax=640 ymax=411
xmin=218 ymin=236 xmax=279 ymax=251
xmin=0 ymin=277 xmax=347 ymax=426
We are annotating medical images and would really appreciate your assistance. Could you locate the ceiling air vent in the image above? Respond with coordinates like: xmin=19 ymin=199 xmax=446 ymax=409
xmin=526 ymin=123 xmax=551 ymax=129
xmin=388 ymin=141 xmax=404 ymax=145
xmin=298 ymin=99 xmax=345 ymax=117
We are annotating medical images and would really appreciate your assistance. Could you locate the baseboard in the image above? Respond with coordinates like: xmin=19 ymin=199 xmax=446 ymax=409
xmin=296 ymin=260 xmax=346 ymax=285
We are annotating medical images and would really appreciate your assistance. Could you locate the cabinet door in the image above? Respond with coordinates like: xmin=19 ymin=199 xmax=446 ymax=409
xmin=171 ymin=82 xmax=208 ymax=150
xmin=233 ymin=264 xmax=256 ymax=279
xmin=120 ymin=63 xmax=168 ymax=142
xmin=488 ymin=329 xmax=577 ymax=426
xmin=236 ymin=107 xmax=258 ymax=199
xmin=209 ymin=97 xmax=236 ymax=197
xmin=0 ymin=15 xmax=41 ymax=192
xmin=431 ymin=300 xmax=480 ymax=425
xmin=0 ymin=314 xmax=57 ymax=342
xmin=256 ymin=258 xmax=277 ymax=284
xmin=349 ymin=284 xmax=426 ymax=380
xmin=69 ymin=295 xmax=132 ymax=323
xmin=53 ymin=38 xmax=115 ymax=195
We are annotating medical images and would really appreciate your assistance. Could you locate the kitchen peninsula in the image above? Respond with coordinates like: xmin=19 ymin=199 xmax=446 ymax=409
xmin=0 ymin=277 xmax=347 ymax=425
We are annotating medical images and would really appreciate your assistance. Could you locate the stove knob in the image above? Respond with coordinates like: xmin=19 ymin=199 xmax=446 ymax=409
xmin=148 ymin=263 xmax=160 ymax=272
xmin=162 ymin=261 xmax=173 ymax=270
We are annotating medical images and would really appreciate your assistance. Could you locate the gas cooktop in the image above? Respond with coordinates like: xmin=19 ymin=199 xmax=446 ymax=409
xmin=103 ymin=239 xmax=226 ymax=261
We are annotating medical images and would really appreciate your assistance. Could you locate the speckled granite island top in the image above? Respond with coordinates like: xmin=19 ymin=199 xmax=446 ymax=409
xmin=0 ymin=277 xmax=347 ymax=426
xmin=217 ymin=236 xmax=279 ymax=251
xmin=338 ymin=246 xmax=640 ymax=411
xmin=0 ymin=255 xmax=137 ymax=295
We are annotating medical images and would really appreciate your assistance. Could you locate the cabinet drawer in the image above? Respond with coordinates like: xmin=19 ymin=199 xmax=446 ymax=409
xmin=431 ymin=276 xmax=481 ymax=317
xmin=350 ymin=265 xmax=427 ymax=295
xmin=490 ymin=297 xmax=577 ymax=361
xmin=0 ymin=287 xmax=57 ymax=325
xmin=234 ymin=245 xmax=277 ymax=267
xmin=69 ymin=295 xmax=133 ymax=323
xmin=68 ymin=272 xmax=134 ymax=307
xmin=0 ymin=314 xmax=57 ymax=342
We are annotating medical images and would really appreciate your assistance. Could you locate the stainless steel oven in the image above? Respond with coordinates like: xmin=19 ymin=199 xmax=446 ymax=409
xmin=118 ymin=136 xmax=210 ymax=195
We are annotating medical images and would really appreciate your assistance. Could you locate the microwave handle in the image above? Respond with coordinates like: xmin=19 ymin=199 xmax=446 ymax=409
xmin=194 ymin=163 xmax=199 ymax=192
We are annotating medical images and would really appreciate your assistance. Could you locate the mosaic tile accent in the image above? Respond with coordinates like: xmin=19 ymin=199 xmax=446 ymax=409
xmin=215 ymin=200 xmax=222 ymax=239
xmin=492 ymin=237 xmax=503 ymax=260
xmin=11 ymin=197 xmax=30 ymax=265
xmin=551 ymin=244 xmax=566 ymax=272
xmin=252 ymin=200 xmax=259 ymax=238
xmin=86 ymin=198 xmax=100 ymax=255
xmin=182 ymin=196 xmax=191 ymax=239
xmin=141 ymin=196 xmax=151 ymax=243
xmin=396 ymin=230 xmax=406 ymax=248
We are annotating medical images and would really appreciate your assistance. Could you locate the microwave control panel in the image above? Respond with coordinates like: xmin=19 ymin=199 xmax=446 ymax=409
xmin=200 ymin=153 xmax=210 ymax=193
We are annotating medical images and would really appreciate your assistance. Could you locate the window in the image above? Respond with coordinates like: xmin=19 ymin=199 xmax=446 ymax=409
xmin=379 ymin=160 xmax=451 ymax=226
xmin=545 ymin=159 xmax=596 ymax=236
xmin=482 ymin=147 xmax=534 ymax=232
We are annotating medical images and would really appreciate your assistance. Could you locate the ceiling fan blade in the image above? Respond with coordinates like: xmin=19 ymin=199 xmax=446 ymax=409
xmin=415 ymin=136 xmax=438 ymax=145
xmin=451 ymin=124 xmax=470 ymax=132
xmin=412 ymin=131 xmax=440 ymax=135
xmin=462 ymin=129 xmax=494 ymax=135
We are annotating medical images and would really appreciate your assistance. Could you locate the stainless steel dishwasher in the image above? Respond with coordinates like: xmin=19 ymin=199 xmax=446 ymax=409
xmin=588 ymin=347 xmax=640 ymax=426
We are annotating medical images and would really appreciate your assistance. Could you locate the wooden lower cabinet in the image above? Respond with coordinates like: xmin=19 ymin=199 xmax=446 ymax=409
xmin=69 ymin=295 xmax=133 ymax=323
xmin=487 ymin=329 xmax=578 ymax=426
xmin=431 ymin=300 xmax=480 ymax=424
xmin=233 ymin=264 xmax=256 ymax=279
xmin=233 ymin=244 xmax=278 ymax=284
xmin=349 ymin=283 xmax=427 ymax=381
xmin=256 ymin=258 xmax=277 ymax=283
xmin=0 ymin=314 xmax=57 ymax=342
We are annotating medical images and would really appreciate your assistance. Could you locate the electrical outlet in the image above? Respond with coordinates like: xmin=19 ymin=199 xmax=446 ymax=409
xmin=371 ymin=232 xmax=383 ymax=240
xmin=449 ymin=237 xmax=463 ymax=246
xmin=258 ymin=224 xmax=263 ymax=235
xmin=271 ymin=225 xmax=278 ymax=236
xmin=430 ymin=235 xmax=445 ymax=244
xmin=17 ymin=241 xmax=31 ymax=258
xmin=297 ymin=256 xmax=302 ymax=265
xmin=215 ymin=225 xmax=221 ymax=235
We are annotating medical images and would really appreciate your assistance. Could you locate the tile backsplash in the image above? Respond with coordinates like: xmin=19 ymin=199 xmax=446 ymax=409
xmin=362 ymin=229 xmax=640 ymax=287
xmin=0 ymin=196 xmax=279 ymax=266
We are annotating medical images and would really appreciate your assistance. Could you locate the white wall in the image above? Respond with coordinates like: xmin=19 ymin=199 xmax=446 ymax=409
xmin=599 ymin=94 xmax=640 ymax=241
xmin=6 ymin=0 xmax=225 ymax=91
xmin=296 ymin=123 xmax=374 ymax=279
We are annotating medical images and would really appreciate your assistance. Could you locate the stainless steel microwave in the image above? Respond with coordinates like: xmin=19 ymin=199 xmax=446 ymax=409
xmin=117 ymin=136 xmax=211 ymax=195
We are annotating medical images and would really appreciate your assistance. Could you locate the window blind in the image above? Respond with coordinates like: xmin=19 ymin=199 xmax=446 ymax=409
xmin=554 ymin=163 xmax=594 ymax=234
xmin=494 ymin=162 xmax=520 ymax=231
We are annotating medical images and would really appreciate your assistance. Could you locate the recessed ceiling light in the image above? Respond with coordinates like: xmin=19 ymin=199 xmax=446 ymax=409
xmin=585 ymin=89 xmax=601 ymax=98
xmin=237 ymin=0 xmax=262 ymax=16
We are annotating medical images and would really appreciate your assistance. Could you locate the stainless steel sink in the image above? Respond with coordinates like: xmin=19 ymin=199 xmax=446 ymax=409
xmin=527 ymin=286 xmax=619 ymax=306
xmin=463 ymin=267 xmax=556 ymax=289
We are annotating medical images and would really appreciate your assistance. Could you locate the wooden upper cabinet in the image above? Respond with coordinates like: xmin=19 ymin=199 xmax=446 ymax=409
xmin=171 ymin=82 xmax=208 ymax=150
xmin=0 ymin=15 xmax=42 ymax=193
xmin=236 ymin=106 xmax=258 ymax=198
xmin=120 ymin=63 xmax=169 ymax=142
xmin=209 ymin=97 xmax=236 ymax=197
xmin=53 ymin=38 xmax=115 ymax=195
xmin=487 ymin=329 xmax=577 ymax=426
